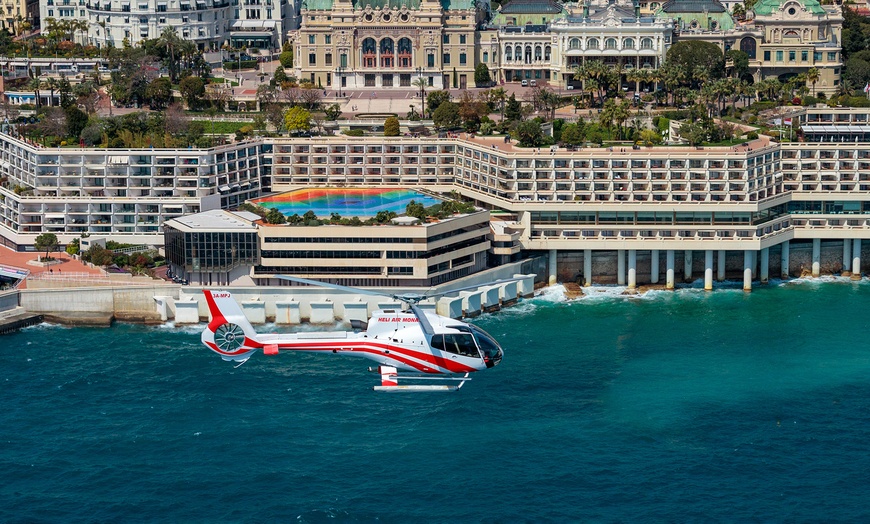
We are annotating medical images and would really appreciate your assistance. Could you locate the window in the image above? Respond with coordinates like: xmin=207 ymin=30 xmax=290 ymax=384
xmin=764 ymin=50 xmax=771 ymax=61
xmin=623 ymin=38 xmax=635 ymax=49
xmin=814 ymin=51 xmax=822 ymax=61
xmin=828 ymin=52 xmax=837 ymax=61
xmin=640 ymin=37 xmax=653 ymax=49
xmin=483 ymin=51 xmax=488 ymax=63
xmin=587 ymin=37 xmax=599 ymax=49
xmin=159 ymin=16 xmax=166 ymax=23
xmin=308 ymin=34 xmax=315 ymax=44
xmin=459 ymin=53 xmax=466 ymax=65
xmin=443 ymin=34 xmax=449 ymax=44
xmin=459 ymin=34 xmax=466 ymax=44
xmin=428 ymin=53 xmax=435 ymax=67
xmin=605 ymin=38 xmax=617 ymax=49
xmin=789 ymin=50 xmax=796 ymax=61
xmin=340 ymin=53 xmax=347 ymax=67
xmin=197 ymin=13 xmax=202 ymax=20
xmin=325 ymin=53 xmax=332 ymax=66
xmin=443 ymin=53 xmax=450 ymax=65
xmin=325 ymin=35 xmax=331 ymax=44
xmin=569 ymin=38 xmax=580 ymax=50
xmin=776 ymin=50 xmax=783 ymax=61
xmin=309 ymin=53 xmax=316 ymax=65
xmin=802 ymin=50 xmax=808 ymax=61
xmin=182 ymin=15 xmax=189 ymax=22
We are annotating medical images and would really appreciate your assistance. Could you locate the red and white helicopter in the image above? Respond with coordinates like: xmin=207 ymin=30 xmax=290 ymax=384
xmin=201 ymin=276 xmax=517 ymax=391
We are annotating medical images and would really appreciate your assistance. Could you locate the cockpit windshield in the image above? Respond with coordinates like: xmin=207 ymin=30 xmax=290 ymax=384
xmin=467 ymin=324 xmax=503 ymax=367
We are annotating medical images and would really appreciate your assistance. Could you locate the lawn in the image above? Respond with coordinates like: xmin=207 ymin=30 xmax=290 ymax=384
xmin=191 ymin=121 xmax=251 ymax=134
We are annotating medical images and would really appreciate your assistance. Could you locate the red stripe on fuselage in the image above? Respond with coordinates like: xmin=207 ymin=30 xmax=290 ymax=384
xmin=271 ymin=340 xmax=477 ymax=374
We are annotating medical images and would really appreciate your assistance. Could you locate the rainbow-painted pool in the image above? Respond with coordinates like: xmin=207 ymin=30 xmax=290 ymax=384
xmin=252 ymin=188 xmax=443 ymax=218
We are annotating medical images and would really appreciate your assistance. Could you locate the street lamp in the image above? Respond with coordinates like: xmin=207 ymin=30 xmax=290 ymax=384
xmin=337 ymin=66 xmax=343 ymax=98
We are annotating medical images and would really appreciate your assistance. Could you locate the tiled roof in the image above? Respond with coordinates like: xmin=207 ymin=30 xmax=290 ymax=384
xmin=500 ymin=0 xmax=563 ymax=14
xmin=660 ymin=0 xmax=726 ymax=13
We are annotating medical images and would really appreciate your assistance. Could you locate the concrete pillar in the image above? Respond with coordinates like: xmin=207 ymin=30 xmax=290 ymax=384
xmin=743 ymin=250 xmax=753 ymax=292
xmin=683 ymin=250 xmax=693 ymax=282
xmin=717 ymin=250 xmax=726 ymax=281
xmin=781 ymin=241 xmax=790 ymax=279
xmin=751 ymin=250 xmax=758 ymax=279
xmin=617 ymin=249 xmax=626 ymax=286
xmin=852 ymin=239 xmax=862 ymax=280
xmin=650 ymin=249 xmax=660 ymax=284
xmin=843 ymin=239 xmax=852 ymax=275
xmin=583 ymin=249 xmax=592 ymax=287
xmin=627 ymin=249 xmax=637 ymax=289
xmin=666 ymin=249 xmax=675 ymax=290
xmin=704 ymin=250 xmax=714 ymax=291
xmin=760 ymin=247 xmax=769 ymax=284
xmin=548 ymin=249 xmax=557 ymax=286
xmin=812 ymin=239 xmax=821 ymax=277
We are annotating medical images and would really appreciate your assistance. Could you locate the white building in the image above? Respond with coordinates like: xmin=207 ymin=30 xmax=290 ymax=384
xmin=39 ymin=0 xmax=298 ymax=51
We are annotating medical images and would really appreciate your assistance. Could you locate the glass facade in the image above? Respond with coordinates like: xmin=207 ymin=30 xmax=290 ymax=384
xmin=165 ymin=227 xmax=259 ymax=272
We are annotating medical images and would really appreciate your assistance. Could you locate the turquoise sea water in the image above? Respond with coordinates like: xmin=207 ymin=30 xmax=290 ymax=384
xmin=4 ymin=280 xmax=870 ymax=522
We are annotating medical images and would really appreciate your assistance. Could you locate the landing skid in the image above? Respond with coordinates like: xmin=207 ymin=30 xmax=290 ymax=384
xmin=369 ymin=366 xmax=470 ymax=392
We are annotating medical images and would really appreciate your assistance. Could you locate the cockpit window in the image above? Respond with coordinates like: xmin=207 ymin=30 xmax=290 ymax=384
xmin=468 ymin=324 xmax=501 ymax=359
xmin=445 ymin=334 xmax=480 ymax=357
xmin=432 ymin=333 xmax=480 ymax=358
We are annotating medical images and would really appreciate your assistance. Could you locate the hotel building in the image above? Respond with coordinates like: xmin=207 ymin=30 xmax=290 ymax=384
xmin=2 ymin=107 xmax=870 ymax=289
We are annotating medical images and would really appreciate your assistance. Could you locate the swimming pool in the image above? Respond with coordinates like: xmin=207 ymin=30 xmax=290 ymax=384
xmin=252 ymin=188 xmax=443 ymax=218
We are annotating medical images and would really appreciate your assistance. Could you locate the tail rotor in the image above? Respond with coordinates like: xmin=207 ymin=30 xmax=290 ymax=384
xmin=201 ymin=290 xmax=260 ymax=362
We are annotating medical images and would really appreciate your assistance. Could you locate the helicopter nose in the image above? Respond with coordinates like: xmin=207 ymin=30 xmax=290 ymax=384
xmin=485 ymin=348 xmax=503 ymax=368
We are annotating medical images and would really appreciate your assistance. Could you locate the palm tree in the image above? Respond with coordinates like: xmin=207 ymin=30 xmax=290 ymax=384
xmin=412 ymin=77 xmax=428 ymax=116
xmin=158 ymin=27 xmax=183 ymax=83
xmin=28 ymin=77 xmax=43 ymax=109
xmin=806 ymin=67 xmax=820 ymax=97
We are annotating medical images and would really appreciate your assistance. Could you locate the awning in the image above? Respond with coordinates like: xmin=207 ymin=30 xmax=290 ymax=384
xmin=108 ymin=156 xmax=129 ymax=164
xmin=230 ymin=20 xmax=278 ymax=29
xmin=44 ymin=213 xmax=66 ymax=219
xmin=230 ymin=32 xmax=273 ymax=39
xmin=218 ymin=185 xmax=231 ymax=192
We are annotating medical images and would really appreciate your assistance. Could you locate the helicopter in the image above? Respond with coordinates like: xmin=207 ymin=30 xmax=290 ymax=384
xmin=201 ymin=275 xmax=520 ymax=391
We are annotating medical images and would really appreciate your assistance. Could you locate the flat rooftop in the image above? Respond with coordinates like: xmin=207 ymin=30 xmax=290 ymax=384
xmin=252 ymin=188 xmax=443 ymax=219
xmin=166 ymin=209 xmax=259 ymax=232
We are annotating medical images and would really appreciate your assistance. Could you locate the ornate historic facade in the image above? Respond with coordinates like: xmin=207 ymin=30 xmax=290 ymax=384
xmin=661 ymin=0 xmax=843 ymax=94
xmin=294 ymin=0 xmax=487 ymax=90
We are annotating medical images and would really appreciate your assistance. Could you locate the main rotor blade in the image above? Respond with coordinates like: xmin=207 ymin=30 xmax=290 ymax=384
xmin=274 ymin=275 xmax=395 ymax=299
xmin=410 ymin=304 xmax=436 ymax=336
xmin=424 ymin=277 xmax=528 ymax=300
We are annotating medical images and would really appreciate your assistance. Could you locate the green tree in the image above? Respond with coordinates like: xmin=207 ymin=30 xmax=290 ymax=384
xmin=806 ymin=67 xmax=821 ymax=97
xmin=559 ymin=123 xmax=583 ymax=146
xmin=426 ymin=90 xmax=451 ymax=114
xmin=383 ymin=116 xmax=400 ymax=136
xmin=146 ymin=77 xmax=172 ymax=110
xmin=284 ymin=106 xmax=311 ymax=134
xmin=680 ymin=122 xmax=707 ymax=146
xmin=179 ymin=76 xmax=205 ymax=110
xmin=88 ymin=245 xmax=114 ymax=267
xmin=666 ymin=41 xmax=725 ymax=87
xmin=432 ymin=101 xmax=460 ymax=130
xmin=474 ymin=63 xmax=491 ymax=87
xmin=513 ymin=120 xmax=545 ymax=147
xmin=639 ymin=129 xmax=662 ymax=147
xmin=34 ymin=233 xmax=59 ymax=260
xmin=324 ymin=103 xmax=342 ymax=121
xmin=504 ymin=93 xmax=522 ymax=121
xmin=64 ymin=106 xmax=88 ymax=140
xmin=65 ymin=238 xmax=80 ymax=256
xmin=264 ymin=208 xmax=287 ymax=224
xmin=725 ymin=49 xmax=749 ymax=80
xmin=279 ymin=48 xmax=294 ymax=68
xmin=405 ymin=200 xmax=426 ymax=220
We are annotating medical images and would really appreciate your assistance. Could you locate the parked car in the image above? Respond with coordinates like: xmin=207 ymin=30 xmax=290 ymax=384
xmin=530 ymin=79 xmax=537 ymax=87
xmin=521 ymin=79 xmax=528 ymax=87
xmin=566 ymin=85 xmax=574 ymax=90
